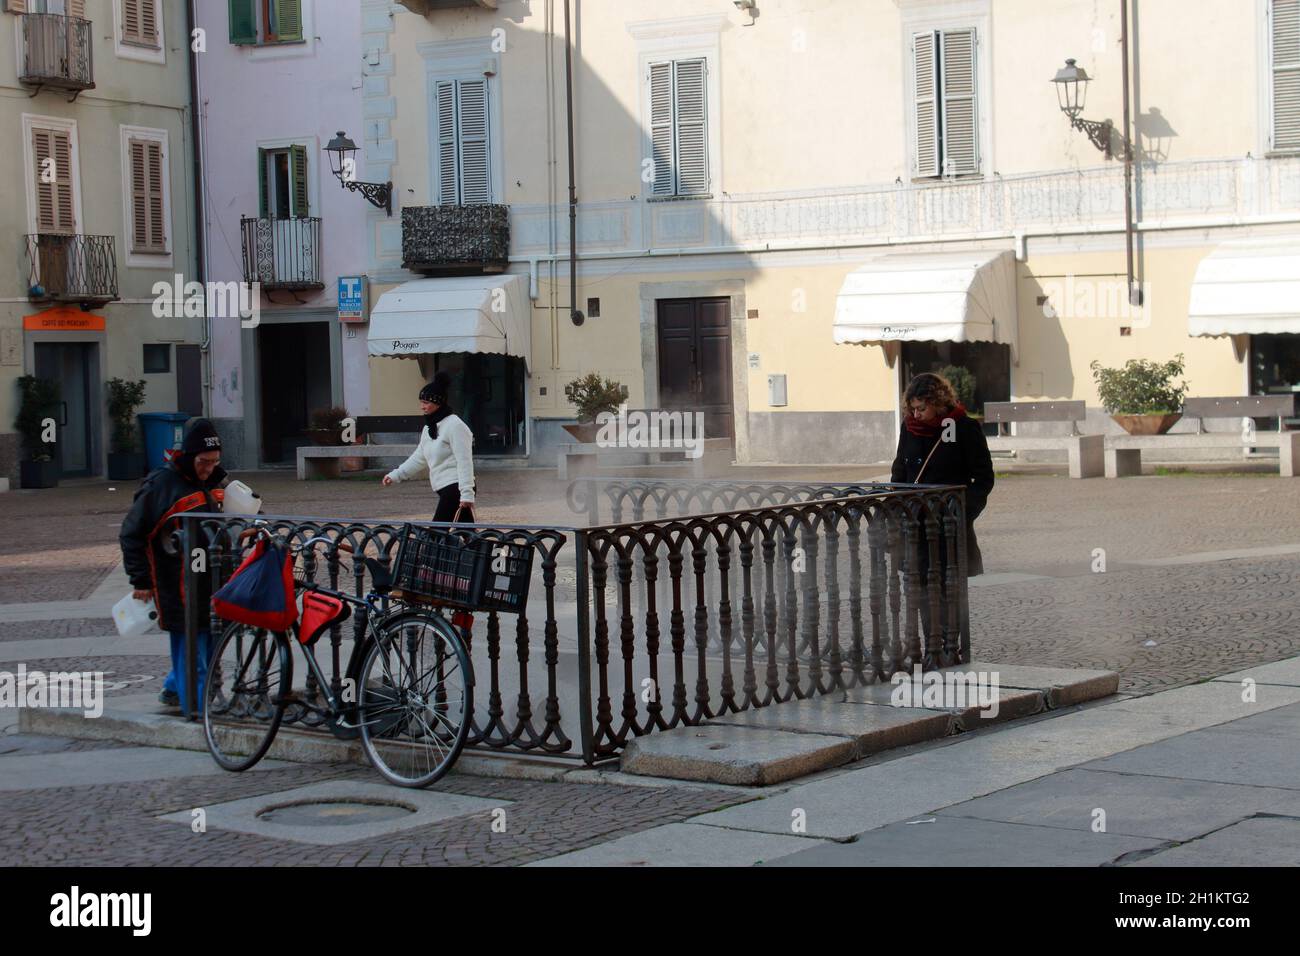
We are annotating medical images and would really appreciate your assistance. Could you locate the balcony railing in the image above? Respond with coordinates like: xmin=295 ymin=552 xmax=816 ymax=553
xmin=19 ymin=13 xmax=94 ymax=95
xmin=241 ymin=217 xmax=324 ymax=291
xmin=402 ymin=204 xmax=509 ymax=274
xmin=25 ymin=234 xmax=119 ymax=305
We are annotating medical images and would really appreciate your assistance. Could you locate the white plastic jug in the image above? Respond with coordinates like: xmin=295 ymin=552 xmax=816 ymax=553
xmin=112 ymin=592 xmax=159 ymax=638
xmin=223 ymin=479 xmax=263 ymax=516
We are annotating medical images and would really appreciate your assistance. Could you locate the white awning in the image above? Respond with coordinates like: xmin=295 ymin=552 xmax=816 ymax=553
xmin=367 ymin=274 xmax=531 ymax=371
xmin=1188 ymin=238 xmax=1300 ymax=337
xmin=833 ymin=249 xmax=1019 ymax=363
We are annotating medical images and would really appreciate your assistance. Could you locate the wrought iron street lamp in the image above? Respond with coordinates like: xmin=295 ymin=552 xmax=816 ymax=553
xmin=324 ymin=131 xmax=393 ymax=216
xmin=1051 ymin=59 xmax=1132 ymax=161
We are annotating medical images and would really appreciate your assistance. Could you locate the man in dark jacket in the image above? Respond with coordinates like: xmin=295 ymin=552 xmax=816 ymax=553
xmin=120 ymin=419 xmax=226 ymax=713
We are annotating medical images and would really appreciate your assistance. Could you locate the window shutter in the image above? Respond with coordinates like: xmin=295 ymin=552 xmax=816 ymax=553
xmin=913 ymin=32 xmax=940 ymax=177
xmin=34 ymin=128 xmax=76 ymax=234
xmin=673 ymin=59 xmax=709 ymax=195
xmin=229 ymin=0 xmax=257 ymax=44
xmin=274 ymin=0 xmax=302 ymax=42
xmin=130 ymin=140 xmax=149 ymax=249
xmin=648 ymin=61 xmax=674 ymax=196
xmin=435 ymin=80 xmax=458 ymax=203
xmin=68 ymin=0 xmax=86 ymax=18
xmin=940 ymin=28 xmax=978 ymax=175
xmin=1274 ymin=0 xmax=1300 ymax=150
xmin=122 ymin=0 xmax=142 ymax=43
xmin=258 ymin=147 xmax=269 ymax=217
xmin=147 ymin=141 xmax=166 ymax=250
xmin=289 ymin=144 xmax=309 ymax=217
xmin=8 ymin=1 xmax=29 ymax=15
xmin=457 ymin=79 xmax=490 ymax=203
xmin=139 ymin=0 xmax=158 ymax=45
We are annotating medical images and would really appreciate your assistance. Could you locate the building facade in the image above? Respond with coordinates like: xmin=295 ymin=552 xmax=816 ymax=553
xmin=196 ymin=0 xmax=368 ymax=470
xmin=354 ymin=0 xmax=1300 ymax=467
xmin=1 ymin=0 xmax=201 ymax=483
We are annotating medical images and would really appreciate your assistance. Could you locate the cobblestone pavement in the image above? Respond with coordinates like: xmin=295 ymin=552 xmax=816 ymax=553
xmin=3 ymin=655 xmax=172 ymax=698
xmin=0 ymin=740 xmax=747 ymax=866
xmin=0 ymin=619 xmax=115 ymax=642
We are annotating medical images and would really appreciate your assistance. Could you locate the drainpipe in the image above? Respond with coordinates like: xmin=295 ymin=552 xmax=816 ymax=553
xmin=564 ymin=0 xmax=581 ymax=326
xmin=187 ymin=0 xmax=210 ymax=410
xmin=1120 ymin=0 xmax=1139 ymax=306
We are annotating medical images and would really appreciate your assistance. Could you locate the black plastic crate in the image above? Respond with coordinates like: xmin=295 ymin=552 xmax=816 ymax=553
xmin=474 ymin=540 xmax=535 ymax=613
xmin=392 ymin=524 xmax=492 ymax=609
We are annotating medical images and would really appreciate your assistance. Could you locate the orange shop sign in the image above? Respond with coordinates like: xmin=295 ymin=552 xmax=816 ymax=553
xmin=23 ymin=307 xmax=106 ymax=333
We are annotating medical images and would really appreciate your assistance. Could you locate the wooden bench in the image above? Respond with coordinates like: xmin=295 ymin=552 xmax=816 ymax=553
xmin=984 ymin=401 xmax=1104 ymax=479
xmin=1106 ymin=395 xmax=1299 ymax=477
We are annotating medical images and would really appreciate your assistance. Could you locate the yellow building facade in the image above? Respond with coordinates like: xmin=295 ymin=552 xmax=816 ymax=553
xmin=359 ymin=0 xmax=1300 ymax=465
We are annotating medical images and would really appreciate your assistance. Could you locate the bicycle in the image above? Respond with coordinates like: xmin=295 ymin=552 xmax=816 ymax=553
xmin=203 ymin=527 xmax=475 ymax=788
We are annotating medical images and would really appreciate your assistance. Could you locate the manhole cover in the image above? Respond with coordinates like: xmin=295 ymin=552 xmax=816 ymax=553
xmin=257 ymin=800 xmax=416 ymax=827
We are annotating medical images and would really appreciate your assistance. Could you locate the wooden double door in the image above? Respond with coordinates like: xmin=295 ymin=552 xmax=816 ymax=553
xmin=655 ymin=297 xmax=735 ymax=443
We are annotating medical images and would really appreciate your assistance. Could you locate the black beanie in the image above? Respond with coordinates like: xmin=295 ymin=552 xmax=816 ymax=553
xmin=419 ymin=371 xmax=453 ymax=404
xmin=182 ymin=418 xmax=222 ymax=456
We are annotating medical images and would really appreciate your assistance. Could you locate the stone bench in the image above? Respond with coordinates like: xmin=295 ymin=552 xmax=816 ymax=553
xmin=983 ymin=401 xmax=1103 ymax=479
xmin=557 ymin=437 xmax=733 ymax=480
xmin=296 ymin=444 xmax=412 ymax=480
xmin=1104 ymin=431 xmax=1300 ymax=477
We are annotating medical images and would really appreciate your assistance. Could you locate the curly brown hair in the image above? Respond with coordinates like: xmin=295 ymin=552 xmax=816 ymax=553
xmin=903 ymin=372 xmax=958 ymax=411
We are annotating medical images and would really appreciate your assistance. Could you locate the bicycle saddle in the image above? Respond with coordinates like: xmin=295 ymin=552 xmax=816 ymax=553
xmin=365 ymin=557 xmax=393 ymax=594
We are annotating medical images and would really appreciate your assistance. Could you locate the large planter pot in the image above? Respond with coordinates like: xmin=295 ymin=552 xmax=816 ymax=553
xmin=562 ymin=423 xmax=601 ymax=444
xmin=308 ymin=429 xmax=344 ymax=447
xmin=1111 ymin=413 xmax=1182 ymax=435
xmin=107 ymin=451 xmax=147 ymax=481
xmin=339 ymin=453 xmax=366 ymax=473
xmin=20 ymin=459 xmax=59 ymax=489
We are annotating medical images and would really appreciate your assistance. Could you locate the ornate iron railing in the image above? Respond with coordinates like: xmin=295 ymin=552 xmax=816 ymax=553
xmin=240 ymin=217 xmax=323 ymax=291
xmin=25 ymin=234 xmax=119 ymax=304
xmin=402 ymin=204 xmax=509 ymax=273
xmin=177 ymin=479 xmax=971 ymax=764
xmin=19 ymin=13 xmax=94 ymax=92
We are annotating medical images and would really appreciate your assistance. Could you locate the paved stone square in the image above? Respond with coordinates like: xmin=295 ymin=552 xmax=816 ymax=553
xmin=2 ymin=466 xmax=1299 ymax=865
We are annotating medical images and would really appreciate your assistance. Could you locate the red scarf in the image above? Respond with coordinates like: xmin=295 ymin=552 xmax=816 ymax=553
xmin=905 ymin=403 xmax=967 ymax=438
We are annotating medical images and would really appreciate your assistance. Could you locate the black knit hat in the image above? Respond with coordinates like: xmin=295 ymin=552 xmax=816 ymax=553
xmin=181 ymin=418 xmax=222 ymax=456
xmin=419 ymin=371 xmax=452 ymax=404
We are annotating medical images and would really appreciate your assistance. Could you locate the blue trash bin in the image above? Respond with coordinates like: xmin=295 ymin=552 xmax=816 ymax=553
xmin=139 ymin=412 xmax=191 ymax=472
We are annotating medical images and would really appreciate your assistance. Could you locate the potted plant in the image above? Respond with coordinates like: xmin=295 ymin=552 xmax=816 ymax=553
xmin=1090 ymin=353 xmax=1189 ymax=435
xmin=939 ymin=365 xmax=979 ymax=417
xmin=15 ymin=375 xmax=61 ymax=489
xmin=305 ymin=406 xmax=365 ymax=476
xmin=106 ymin=378 xmax=148 ymax=480
xmin=562 ymin=374 xmax=628 ymax=443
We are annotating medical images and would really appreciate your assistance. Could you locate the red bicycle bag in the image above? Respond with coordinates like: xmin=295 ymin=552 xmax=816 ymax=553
xmin=297 ymin=590 xmax=351 ymax=646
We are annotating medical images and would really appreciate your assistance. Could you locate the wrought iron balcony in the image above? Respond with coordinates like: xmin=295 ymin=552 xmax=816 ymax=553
xmin=25 ymin=234 xmax=119 ymax=305
xmin=395 ymin=0 xmax=498 ymax=14
xmin=402 ymin=204 xmax=509 ymax=274
xmin=19 ymin=14 xmax=95 ymax=97
xmin=241 ymin=217 xmax=324 ymax=292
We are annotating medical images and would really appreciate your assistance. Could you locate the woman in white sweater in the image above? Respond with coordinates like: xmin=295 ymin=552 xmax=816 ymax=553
xmin=381 ymin=371 xmax=477 ymax=522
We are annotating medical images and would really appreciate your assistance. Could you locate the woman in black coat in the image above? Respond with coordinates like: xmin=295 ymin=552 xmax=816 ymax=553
xmin=890 ymin=372 xmax=994 ymax=577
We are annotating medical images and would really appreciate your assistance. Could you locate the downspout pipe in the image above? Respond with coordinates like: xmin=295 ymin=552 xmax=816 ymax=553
xmin=186 ymin=0 xmax=210 ymax=409
xmin=564 ymin=0 xmax=581 ymax=326
xmin=1121 ymin=0 xmax=1139 ymax=305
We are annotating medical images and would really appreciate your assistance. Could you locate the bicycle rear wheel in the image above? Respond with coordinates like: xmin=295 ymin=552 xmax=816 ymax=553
xmin=204 ymin=623 xmax=292 ymax=772
xmin=358 ymin=611 xmax=473 ymax=788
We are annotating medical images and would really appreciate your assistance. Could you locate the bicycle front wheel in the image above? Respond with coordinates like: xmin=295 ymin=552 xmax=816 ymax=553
xmin=358 ymin=611 xmax=473 ymax=788
xmin=204 ymin=623 xmax=292 ymax=772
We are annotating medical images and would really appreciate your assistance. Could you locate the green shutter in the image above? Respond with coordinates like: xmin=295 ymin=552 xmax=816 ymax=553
xmin=275 ymin=0 xmax=303 ymax=42
xmin=258 ymin=148 xmax=269 ymax=217
xmin=229 ymin=0 xmax=257 ymax=45
xmin=290 ymin=145 xmax=309 ymax=217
